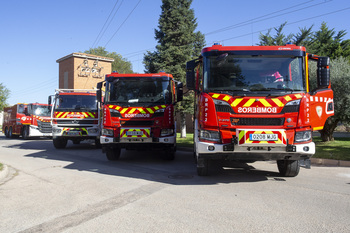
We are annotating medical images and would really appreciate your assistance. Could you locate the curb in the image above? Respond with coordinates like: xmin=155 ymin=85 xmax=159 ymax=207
xmin=177 ymin=147 xmax=350 ymax=167
xmin=0 ymin=164 xmax=9 ymax=181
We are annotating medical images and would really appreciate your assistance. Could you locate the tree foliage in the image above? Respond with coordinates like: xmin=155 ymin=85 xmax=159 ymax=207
xmin=84 ymin=47 xmax=133 ymax=73
xmin=0 ymin=83 xmax=10 ymax=110
xmin=143 ymin=0 xmax=205 ymax=137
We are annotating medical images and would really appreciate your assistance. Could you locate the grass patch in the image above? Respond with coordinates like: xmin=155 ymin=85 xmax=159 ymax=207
xmin=177 ymin=134 xmax=350 ymax=161
xmin=176 ymin=133 xmax=193 ymax=148
xmin=313 ymin=137 xmax=350 ymax=161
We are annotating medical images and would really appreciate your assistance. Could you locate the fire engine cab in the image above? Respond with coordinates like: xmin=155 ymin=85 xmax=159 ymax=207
xmin=186 ymin=43 xmax=334 ymax=176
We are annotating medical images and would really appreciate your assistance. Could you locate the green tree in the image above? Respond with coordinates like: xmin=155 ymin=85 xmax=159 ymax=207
xmin=143 ymin=0 xmax=205 ymax=137
xmin=308 ymin=22 xmax=350 ymax=59
xmin=309 ymin=57 xmax=350 ymax=141
xmin=84 ymin=47 xmax=133 ymax=73
xmin=0 ymin=83 xmax=10 ymax=111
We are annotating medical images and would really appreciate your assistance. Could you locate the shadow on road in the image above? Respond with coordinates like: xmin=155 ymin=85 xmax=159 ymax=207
xmin=2 ymin=136 xmax=285 ymax=185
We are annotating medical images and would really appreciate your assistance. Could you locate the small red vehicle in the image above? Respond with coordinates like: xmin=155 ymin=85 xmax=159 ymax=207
xmin=2 ymin=103 xmax=51 ymax=138
xmin=186 ymin=43 xmax=334 ymax=176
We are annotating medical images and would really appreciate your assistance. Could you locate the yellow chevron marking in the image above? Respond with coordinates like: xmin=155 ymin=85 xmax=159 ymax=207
xmin=243 ymin=99 xmax=255 ymax=107
xmin=272 ymin=98 xmax=284 ymax=107
xmin=147 ymin=108 xmax=154 ymax=114
xmin=56 ymin=112 xmax=63 ymax=118
xmin=140 ymin=108 xmax=147 ymax=114
xmin=231 ymin=98 xmax=243 ymax=107
xmin=83 ymin=112 xmax=89 ymax=118
xmin=128 ymin=108 xmax=137 ymax=114
xmin=259 ymin=99 xmax=272 ymax=107
xmin=284 ymin=95 xmax=292 ymax=101
xmin=120 ymin=108 xmax=128 ymax=114
xmin=223 ymin=95 xmax=231 ymax=101
xmin=88 ymin=112 xmax=95 ymax=118
xmin=116 ymin=106 xmax=121 ymax=110
xmin=154 ymin=106 xmax=159 ymax=110
xmin=212 ymin=94 xmax=220 ymax=99
xmin=109 ymin=105 xmax=113 ymax=108
xmin=295 ymin=94 xmax=302 ymax=99
xmin=238 ymin=130 xmax=245 ymax=141
xmin=161 ymin=105 xmax=166 ymax=108
xmin=62 ymin=112 xmax=69 ymax=118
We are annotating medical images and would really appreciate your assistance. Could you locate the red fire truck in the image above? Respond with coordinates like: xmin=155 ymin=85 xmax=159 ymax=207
xmin=97 ymin=72 xmax=183 ymax=161
xmin=186 ymin=43 xmax=334 ymax=176
xmin=49 ymin=89 xmax=100 ymax=149
xmin=2 ymin=103 xmax=52 ymax=139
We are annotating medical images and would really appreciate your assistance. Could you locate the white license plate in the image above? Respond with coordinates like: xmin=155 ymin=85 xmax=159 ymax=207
xmin=66 ymin=131 xmax=80 ymax=136
xmin=126 ymin=131 xmax=143 ymax=136
xmin=249 ymin=134 xmax=277 ymax=141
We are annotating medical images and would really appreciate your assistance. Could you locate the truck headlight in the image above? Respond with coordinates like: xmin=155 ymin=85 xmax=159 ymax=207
xmin=110 ymin=109 xmax=122 ymax=118
xmin=200 ymin=130 xmax=220 ymax=142
xmin=88 ymin=128 xmax=99 ymax=134
xmin=295 ymin=130 xmax=312 ymax=142
xmin=161 ymin=128 xmax=174 ymax=136
xmin=102 ymin=128 xmax=114 ymax=136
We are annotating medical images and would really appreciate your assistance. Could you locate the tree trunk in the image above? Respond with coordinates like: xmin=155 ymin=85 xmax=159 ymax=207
xmin=180 ymin=111 xmax=187 ymax=138
xmin=319 ymin=118 xmax=338 ymax=142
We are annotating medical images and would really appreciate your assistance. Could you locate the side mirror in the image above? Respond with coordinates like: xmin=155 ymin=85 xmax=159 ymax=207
xmin=186 ymin=59 xmax=198 ymax=90
xmin=48 ymin=96 xmax=52 ymax=105
xmin=96 ymin=82 xmax=103 ymax=103
xmin=177 ymin=82 xmax=183 ymax=102
xmin=317 ymin=56 xmax=330 ymax=88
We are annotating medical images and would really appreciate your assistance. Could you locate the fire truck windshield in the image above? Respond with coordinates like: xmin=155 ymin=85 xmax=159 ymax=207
xmin=106 ymin=79 xmax=172 ymax=106
xmin=30 ymin=105 xmax=51 ymax=117
xmin=203 ymin=55 xmax=305 ymax=94
xmin=55 ymin=95 xmax=97 ymax=111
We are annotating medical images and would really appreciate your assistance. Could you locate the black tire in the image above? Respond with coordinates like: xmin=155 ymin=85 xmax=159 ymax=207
xmin=8 ymin=127 xmax=13 ymax=138
xmin=53 ymin=138 xmax=67 ymax=149
xmin=106 ymin=147 xmax=121 ymax=161
xmin=197 ymin=158 xmax=210 ymax=176
xmin=277 ymin=160 xmax=300 ymax=177
xmin=22 ymin=126 xmax=29 ymax=139
xmin=4 ymin=127 xmax=9 ymax=138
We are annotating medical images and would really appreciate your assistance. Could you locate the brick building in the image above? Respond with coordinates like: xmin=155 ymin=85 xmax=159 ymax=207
xmin=56 ymin=53 xmax=114 ymax=90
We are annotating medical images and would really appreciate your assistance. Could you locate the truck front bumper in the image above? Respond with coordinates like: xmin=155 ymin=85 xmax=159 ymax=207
xmin=100 ymin=134 xmax=176 ymax=145
xmin=52 ymin=126 xmax=99 ymax=139
xmin=196 ymin=141 xmax=315 ymax=161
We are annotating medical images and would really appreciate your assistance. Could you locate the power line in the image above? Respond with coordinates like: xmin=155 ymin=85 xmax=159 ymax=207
xmin=104 ymin=0 xmax=142 ymax=47
xmin=219 ymin=6 xmax=350 ymax=44
xmin=205 ymin=0 xmax=332 ymax=36
xmin=91 ymin=0 xmax=121 ymax=48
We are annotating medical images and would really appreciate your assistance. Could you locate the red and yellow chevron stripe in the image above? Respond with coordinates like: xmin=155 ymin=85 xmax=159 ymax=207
xmin=33 ymin=115 xmax=51 ymax=123
xmin=108 ymin=105 xmax=167 ymax=116
xmin=55 ymin=112 xmax=96 ymax=119
xmin=238 ymin=129 xmax=286 ymax=145
xmin=210 ymin=93 xmax=303 ymax=109
xmin=120 ymin=128 xmax=150 ymax=138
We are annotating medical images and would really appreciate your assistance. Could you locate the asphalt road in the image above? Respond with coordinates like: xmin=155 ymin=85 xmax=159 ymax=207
xmin=0 ymin=134 xmax=350 ymax=233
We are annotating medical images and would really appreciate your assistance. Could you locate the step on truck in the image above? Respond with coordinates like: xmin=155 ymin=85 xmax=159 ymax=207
xmin=186 ymin=43 xmax=334 ymax=176
xmin=97 ymin=71 xmax=183 ymax=161
xmin=49 ymin=89 xmax=100 ymax=149
xmin=2 ymin=103 xmax=52 ymax=139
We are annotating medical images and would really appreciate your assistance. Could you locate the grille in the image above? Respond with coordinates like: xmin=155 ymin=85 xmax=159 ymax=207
xmin=57 ymin=120 xmax=96 ymax=125
xmin=215 ymin=104 xmax=234 ymax=113
xmin=231 ymin=117 xmax=285 ymax=126
xmin=121 ymin=120 xmax=154 ymax=126
xmin=37 ymin=121 xmax=52 ymax=133
xmin=281 ymin=105 xmax=300 ymax=113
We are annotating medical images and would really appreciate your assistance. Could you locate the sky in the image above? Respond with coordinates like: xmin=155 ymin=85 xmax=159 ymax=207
xmin=1 ymin=0 xmax=350 ymax=106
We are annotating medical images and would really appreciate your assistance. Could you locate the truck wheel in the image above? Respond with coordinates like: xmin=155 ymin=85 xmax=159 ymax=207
xmin=277 ymin=160 xmax=300 ymax=177
xmin=53 ymin=138 xmax=67 ymax=149
xmin=106 ymin=147 xmax=121 ymax=161
xmin=4 ymin=127 xmax=9 ymax=138
xmin=197 ymin=158 xmax=210 ymax=176
xmin=22 ymin=126 xmax=29 ymax=139
xmin=8 ymin=127 xmax=13 ymax=138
